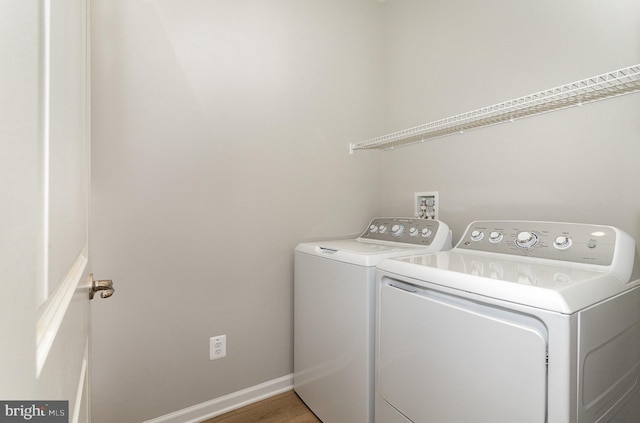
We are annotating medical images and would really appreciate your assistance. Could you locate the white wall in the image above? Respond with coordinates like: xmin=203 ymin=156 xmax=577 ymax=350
xmin=379 ymin=0 xmax=640 ymax=243
xmin=90 ymin=1 xmax=383 ymax=422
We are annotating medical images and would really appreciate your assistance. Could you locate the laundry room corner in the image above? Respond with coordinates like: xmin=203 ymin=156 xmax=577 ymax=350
xmin=377 ymin=0 xmax=640 ymax=245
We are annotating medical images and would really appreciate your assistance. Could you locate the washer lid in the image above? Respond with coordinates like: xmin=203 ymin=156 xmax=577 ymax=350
xmin=378 ymin=251 xmax=637 ymax=314
xmin=295 ymin=239 xmax=436 ymax=267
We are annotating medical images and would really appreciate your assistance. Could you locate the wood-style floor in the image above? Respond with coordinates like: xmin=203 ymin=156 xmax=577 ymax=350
xmin=200 ymin=390 xmax=321 ymax=423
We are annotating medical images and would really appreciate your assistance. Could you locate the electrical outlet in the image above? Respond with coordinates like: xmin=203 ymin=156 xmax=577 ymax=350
xmin=414 ymin=191 xmax=439 ymax=220
xmin=210 ymin=335 xmax=226 ymax=360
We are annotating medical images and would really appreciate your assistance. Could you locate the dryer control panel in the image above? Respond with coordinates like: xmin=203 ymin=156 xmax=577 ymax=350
xmin=359 ymin=218 xmax=444 ymax=246
xmin=457 ymin=220 xmax=617 ymax=266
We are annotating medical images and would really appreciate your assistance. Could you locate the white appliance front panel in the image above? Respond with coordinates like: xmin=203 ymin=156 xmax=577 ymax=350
xmin=294 ymin=251 xmax=376 ymax=423
xmin=379 ymin=278 xmax=548 ymax=423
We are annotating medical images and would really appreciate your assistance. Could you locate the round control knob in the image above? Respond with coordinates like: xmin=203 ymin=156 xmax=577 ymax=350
xmin=470 ymin=230 xmax=484 ymax=241
xmin=516 ymin=231 xmax=538 ymax=249
xmin=421 ymin=227 xmax=432 ymax=238
xmin=369 ymin=224 xmax=378 ymax=233
xmin=378 ymin=225 xmax=388 ymax=234
xmin=553 ymin=236 xmax=572 ymax=250
xmin=489 ymin=231 xmax=503 ymax=243
xmin=409 ymin=227 xmax=419 ymax=237
xmin=391 ymin=224 xmax=404 ymax=237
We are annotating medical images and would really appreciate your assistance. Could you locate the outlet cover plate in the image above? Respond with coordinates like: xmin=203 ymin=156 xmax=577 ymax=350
xmin=210 ymin=335 xmax=227 ymax=360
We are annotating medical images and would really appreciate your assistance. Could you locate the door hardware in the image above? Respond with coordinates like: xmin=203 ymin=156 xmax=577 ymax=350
xmin=89 ymin=274 xmax=115 ymax=300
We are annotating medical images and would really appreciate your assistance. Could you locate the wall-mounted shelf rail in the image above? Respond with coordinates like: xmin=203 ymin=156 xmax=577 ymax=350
xmin=350 ymin=64 xmax=640 ymax=153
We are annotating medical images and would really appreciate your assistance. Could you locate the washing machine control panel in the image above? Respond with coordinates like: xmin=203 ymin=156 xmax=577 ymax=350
xmin=457 ymin=220 xmax=616 ymax=265
xmin=360 ymin=218 xmax=443 ymax=246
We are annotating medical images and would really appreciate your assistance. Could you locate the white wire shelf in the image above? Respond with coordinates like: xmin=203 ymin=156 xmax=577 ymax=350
xmin=350 ymin=64 xmax=640 ymax=153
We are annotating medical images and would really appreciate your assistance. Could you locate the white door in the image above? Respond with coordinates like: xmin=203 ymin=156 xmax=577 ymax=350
xmin=0 ymin=1 xmax=106 ymax=422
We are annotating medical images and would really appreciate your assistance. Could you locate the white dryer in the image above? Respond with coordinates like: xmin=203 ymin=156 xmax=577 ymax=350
xmin=294 ymin=217 xmax=452 ymax=423
xmin=376 ymin=220 xmax=640 ymax=423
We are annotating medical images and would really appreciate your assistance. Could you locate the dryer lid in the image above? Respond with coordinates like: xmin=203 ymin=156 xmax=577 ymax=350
xmin=378 ymin=251 xmax=636 ymax=313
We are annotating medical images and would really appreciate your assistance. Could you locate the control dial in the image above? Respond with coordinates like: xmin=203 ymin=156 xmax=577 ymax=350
xmin=369 ymin=224 xmax=378 ymax=233
xmin=470 ymin=230 xmax=484 ymax=242
xmin=378 ymin=225 xmax=388 ymax=234
xmin=553 ymin=236 xmax=572 ymax=250
xmin=421 ymin=227 xmax=432 ymax=238
xmin=409 ymin=227 xmax=419 ymax=237
xmin=391 ymin=224 xmax=404 ymax=237
xmin=489 ymin=231 xmax=503 ymax=243
xmin=515 ymin=231 xmax=538 ymax=249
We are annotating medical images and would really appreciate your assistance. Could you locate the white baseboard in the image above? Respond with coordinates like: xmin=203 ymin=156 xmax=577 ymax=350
xmin=143 ymin=374 xmax=294 ymax=423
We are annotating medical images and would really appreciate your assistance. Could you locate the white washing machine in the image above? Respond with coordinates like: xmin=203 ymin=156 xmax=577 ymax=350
xmin=376 ymin=220 xmax=640 ymax=423
xmin=294 ymin=217 xmax=452 ymax=423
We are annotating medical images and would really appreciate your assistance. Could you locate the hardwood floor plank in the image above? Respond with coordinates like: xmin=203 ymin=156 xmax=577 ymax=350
xmin=200 ymin=390 xmax=321 ymax=423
